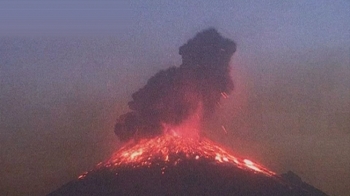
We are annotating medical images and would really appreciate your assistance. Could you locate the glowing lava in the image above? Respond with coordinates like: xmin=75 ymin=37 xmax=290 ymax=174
xmin=55 ymin=131 xmax=325 ymax=196
xmin=98 ymin=132 xmax=276 ymax=178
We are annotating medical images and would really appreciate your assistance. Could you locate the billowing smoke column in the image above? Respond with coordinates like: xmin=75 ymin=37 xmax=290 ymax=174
xmin=114 ymin=28 xmax=236 ymax=141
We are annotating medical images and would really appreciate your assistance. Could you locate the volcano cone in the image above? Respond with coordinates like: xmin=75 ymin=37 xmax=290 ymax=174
xmin=48 ymin=135 xmax=326 ymax=196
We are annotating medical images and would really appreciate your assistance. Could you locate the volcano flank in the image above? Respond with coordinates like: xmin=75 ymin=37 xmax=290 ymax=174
xmin=48 ymin=29 xmax=329 ymax=196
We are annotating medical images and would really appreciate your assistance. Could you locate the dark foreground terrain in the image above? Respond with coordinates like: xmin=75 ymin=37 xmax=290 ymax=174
xmin=48 ymin=157 xmax=328 ymax=196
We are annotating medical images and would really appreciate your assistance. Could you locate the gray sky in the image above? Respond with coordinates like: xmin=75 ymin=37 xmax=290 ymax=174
xmin=0 ymin=0 xmax=349 ymax=195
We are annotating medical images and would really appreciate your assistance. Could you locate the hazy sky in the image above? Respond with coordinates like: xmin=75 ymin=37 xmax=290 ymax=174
xmin=0 ymin=0 xmax=349 ymax=195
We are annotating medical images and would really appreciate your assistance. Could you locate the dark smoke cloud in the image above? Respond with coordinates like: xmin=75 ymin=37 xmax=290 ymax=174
xmin=114 ymin=28 xmax=236 ymax=141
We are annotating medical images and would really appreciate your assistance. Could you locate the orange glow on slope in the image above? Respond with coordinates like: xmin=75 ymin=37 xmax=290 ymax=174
xmin=102 ymin=132 xmax=276 ymax=177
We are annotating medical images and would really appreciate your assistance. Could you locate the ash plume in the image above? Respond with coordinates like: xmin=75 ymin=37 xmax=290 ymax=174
xmin=114 ymin=28 xmax=236 ymax=141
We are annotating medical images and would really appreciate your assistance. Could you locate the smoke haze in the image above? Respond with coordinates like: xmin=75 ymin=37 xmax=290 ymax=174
xmin=114 ymin=29 xmax=236 ymax=141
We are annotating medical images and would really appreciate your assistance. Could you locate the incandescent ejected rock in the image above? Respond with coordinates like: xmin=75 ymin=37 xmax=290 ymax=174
xmin=114 ymin=28 xmax=236 ymax=141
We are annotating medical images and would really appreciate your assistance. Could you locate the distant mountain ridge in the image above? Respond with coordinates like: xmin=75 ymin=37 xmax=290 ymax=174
xmin=281 ymin=171 xmax=328 ymax=196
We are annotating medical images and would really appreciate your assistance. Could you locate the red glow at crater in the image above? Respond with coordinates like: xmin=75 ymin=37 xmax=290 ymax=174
xmin=97 ymin=130 xmax=276 ymax=178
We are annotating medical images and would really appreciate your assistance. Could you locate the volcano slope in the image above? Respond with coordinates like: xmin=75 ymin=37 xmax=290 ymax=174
xmin=48 ymin=134 xmax=327 ymax=196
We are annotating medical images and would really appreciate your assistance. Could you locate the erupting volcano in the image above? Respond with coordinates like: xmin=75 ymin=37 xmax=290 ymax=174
xmin=49 ymin=29 xmax=328 ymax=196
